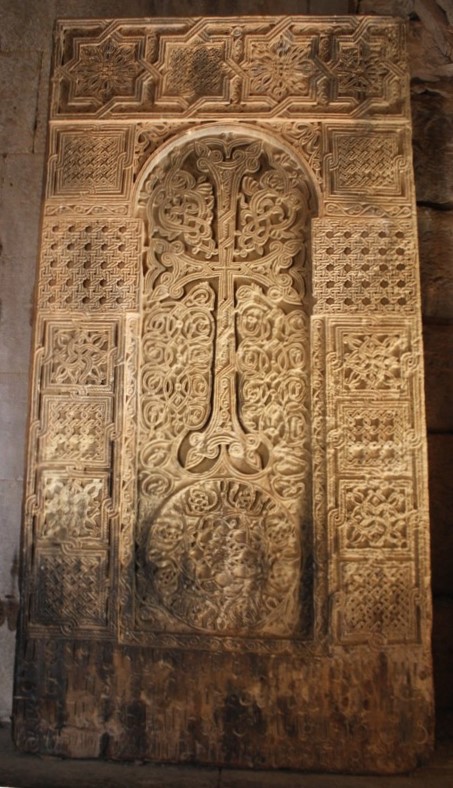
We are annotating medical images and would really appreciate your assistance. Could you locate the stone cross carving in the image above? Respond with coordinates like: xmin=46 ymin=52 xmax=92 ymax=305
xmin=14 ymin=16 xmax=433 ymax=774
xmin=137 ymin=133 xmax=312 ymax=636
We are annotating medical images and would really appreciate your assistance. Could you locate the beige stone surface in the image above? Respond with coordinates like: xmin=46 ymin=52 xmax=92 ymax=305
xmin=0 ymin=0 xmax=450 ymax=768
xmin=11 ymin=12 xmax=434 ymax=773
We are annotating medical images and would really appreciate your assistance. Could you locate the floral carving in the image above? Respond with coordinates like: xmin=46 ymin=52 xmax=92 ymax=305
xmin=341 ymin=332 xmax=411 ymax=392
xmin=16 ymin=13 xmax=433 ymax=770
xmin=52 ymin=18 xmax=408 ymax=118
xmin=338 ymin=482 xmax=412 ymax=551
xmin=68 ymin=38 xmax=143 ymax=104
xmin=247 ymin=34 xmax=315 ymax=101
xmin=37 ymin=474 xmax=108 ymax=543
xmin=332 ymin=36 xmax=398 ymax=103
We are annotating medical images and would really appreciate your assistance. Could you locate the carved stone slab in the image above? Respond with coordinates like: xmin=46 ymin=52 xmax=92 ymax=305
xmin=13 ymin=16 xmax=433 ymax=773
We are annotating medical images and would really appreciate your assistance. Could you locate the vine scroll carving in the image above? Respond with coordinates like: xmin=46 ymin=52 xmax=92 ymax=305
xmin=135 ymin=134 xmax=313 ymax=637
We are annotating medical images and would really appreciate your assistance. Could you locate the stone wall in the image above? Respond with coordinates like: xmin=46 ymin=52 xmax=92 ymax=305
xmin=0 ymin=0 xmax=451 ymax=738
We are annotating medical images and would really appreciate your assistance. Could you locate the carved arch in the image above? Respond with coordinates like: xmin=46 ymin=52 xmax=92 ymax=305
xmin=132 ymin=125 xmax=320 ymax=639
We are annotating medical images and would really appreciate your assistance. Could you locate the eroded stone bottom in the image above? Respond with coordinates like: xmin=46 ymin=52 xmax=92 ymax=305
xmin=13 ymin=638 xmax=433 ymax=773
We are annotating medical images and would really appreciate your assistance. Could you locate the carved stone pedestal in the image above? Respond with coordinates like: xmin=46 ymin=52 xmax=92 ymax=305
xmin=14 ymin=16 xmax=433 ymax=772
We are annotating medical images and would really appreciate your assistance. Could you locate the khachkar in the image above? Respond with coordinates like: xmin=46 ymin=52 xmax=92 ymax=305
xmin=14 ymin=16 xmax=433 ymax=772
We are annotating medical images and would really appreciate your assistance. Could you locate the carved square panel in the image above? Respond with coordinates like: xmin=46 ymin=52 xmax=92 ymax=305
xmin=47 ymin=126 xmax=134 ymax=200
xmin=38 ymin=219 xmax=141 ymax=311
xmin=337 ymin=560 xmax=418 ymax=643
xmin=31 ymin=550 xmax=108 ymax=630
xmin=312 ymin=218 xmax=417 ymax=312
xmin=159 ymin=41 xmax=228 ymax=102
xmin=35 ymin=471 xmax=110 ymax=545
xmin=53 ymin=24 xmax=155 ymax=116
xmin=39 ymin=396 xmax=113 ymax=465
xmin=335 ymin=402 xmax=413 ymax=473
xmin=326 ymin=318 xmax=416 ymax=396
xmin=325 ymin=127 xmax=408 ymax=199
xmin=334 ymin=479 xmax=416 ymax=554
xmin=41 ymin=319 xmax=117 ymax=391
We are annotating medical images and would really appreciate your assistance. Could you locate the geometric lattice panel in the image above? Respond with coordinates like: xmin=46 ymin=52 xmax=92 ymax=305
xmin=38 ymin=219 xmax=140 ymax=311
xmin=31 ymin=552 xmax=108 ymax=631
xmin=338 ymin=560 xmax=418 ymax=643
xmin=312 ymin=219 xmax=417 ymax=312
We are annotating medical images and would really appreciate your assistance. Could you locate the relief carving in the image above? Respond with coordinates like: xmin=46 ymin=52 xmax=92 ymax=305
xmin=15 ymin=15 xmax=433 ymax=772
xmin=338 ymin=560 xmax=418 ymax=643
xmin=31 ymin=552 xmax=108 ymax=631
xmin=312 ymin=219 xmax=417 ymax=312
xmin=41 ymin=321 xmax=116 ymax=390
xmin=326 ymin=129 xmax=407 ymax=197
xmin=39 ymin=397 xmax=113 ymax=464
xmin=335 ymin=480 xmax=414 ymax=553
xmin=134 ymin=120 xmax=322 ymax=186
xmin=52 ymin=17 xmax=408 ymax=119
xmin=38 ymin=219 xmax=141 ymax=311
xmin=23 ymin=317 xmax=121 ymax=635
xmin=47 ymin=127 xmax=134 ymax=199
xmin=54 ymin=25 xmax=154 ymax=116
xmin=147 ymin=479 xmax=301 ymax=635
xmin=336 ymin=403 xmax=412 ymax=473
xmin=67 ymin=37 xmax=144 ymax=105
xmin=325 ymin=316 xmax=422 ymax=646
xmin=36 ymin=473 xmax=109 ymax=544
xmin=339 ymin=331 xmax=412 ymax=393
xmin=136 ymin=132 xmax=314 ymax=636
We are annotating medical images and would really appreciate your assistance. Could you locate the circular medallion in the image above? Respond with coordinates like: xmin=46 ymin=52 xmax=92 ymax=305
xmin=146 ymin=479 xmax=301 ymax=634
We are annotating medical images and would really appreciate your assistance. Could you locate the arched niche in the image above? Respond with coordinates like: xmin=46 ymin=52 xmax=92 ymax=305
xmin=132 ymin=125 xmax=319 ymax=639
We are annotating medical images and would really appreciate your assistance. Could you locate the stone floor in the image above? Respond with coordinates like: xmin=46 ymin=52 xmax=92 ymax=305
xmin=1 ymin=726 xmax=453 ymax=788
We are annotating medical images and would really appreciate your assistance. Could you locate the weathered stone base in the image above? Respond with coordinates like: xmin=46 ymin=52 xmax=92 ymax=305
xmin=13 ymin=638 xmax=434 ymax=773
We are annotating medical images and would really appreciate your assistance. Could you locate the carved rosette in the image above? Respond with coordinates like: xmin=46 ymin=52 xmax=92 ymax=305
xmin=51 ymin=17 xmax=408 ymax=119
